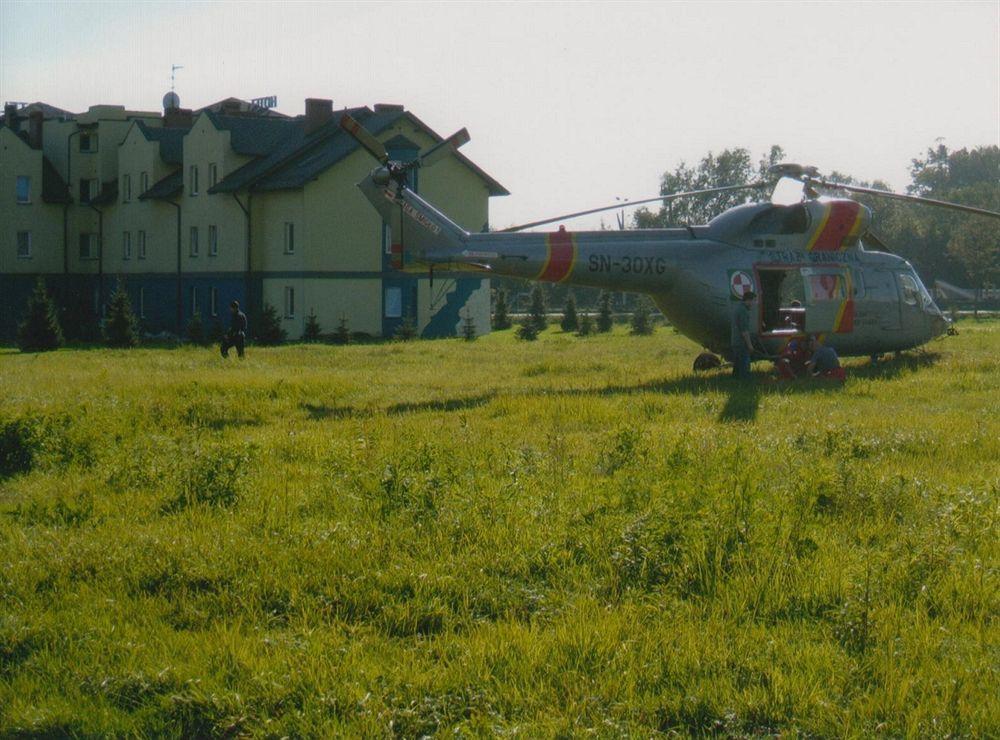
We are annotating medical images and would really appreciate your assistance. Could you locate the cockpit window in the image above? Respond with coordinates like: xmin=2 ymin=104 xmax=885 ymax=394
xmin=898 ymin=273 xmax=919 ymax=306
xmin=748 ymin=204 xmax=810 ymax=236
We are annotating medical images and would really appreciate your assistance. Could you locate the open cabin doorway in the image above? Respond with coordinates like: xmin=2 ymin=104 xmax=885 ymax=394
xmin=756 ymin=267 xmax=806 ymax=336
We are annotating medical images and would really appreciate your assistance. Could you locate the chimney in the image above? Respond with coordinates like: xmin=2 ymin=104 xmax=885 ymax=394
xmin=164 ymin=107 xmax=193 ymax=129
xmin=4 ymin=103 xmax=18 ymax=130
xmin=28 ymin=110 xmax=44 ymax=149
xmin=304 ymin=98 xmax=333 ymax=135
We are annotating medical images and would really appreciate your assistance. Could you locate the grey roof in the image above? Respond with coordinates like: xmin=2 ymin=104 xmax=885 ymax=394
xmin=135 ymin=120 xmax=188 ymax=165
xmin=139 ymin=169 xmax=182 ymax=200
xmin=209 ymin=107 xmax=508 ymax=197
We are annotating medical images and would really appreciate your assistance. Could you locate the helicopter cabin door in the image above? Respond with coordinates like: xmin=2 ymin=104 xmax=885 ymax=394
xmin=801 ymin=266 xmax=855 ymax=336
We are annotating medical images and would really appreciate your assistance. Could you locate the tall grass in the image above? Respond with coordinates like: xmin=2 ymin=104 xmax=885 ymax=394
xmin=1 ymin=322 xmax=997 ymax=736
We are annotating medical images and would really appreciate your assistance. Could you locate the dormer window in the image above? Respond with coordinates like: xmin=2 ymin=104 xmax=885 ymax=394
xmin=79 ymin=132 xmax=98 ymax=152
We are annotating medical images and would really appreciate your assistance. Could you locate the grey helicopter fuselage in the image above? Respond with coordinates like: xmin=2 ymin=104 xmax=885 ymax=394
xmin=359 ymin=172 xmax=949 ymax=358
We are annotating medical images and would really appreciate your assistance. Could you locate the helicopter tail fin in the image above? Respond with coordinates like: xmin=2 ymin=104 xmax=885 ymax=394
xmin=357 ymin=175 xmax=470 ymax=270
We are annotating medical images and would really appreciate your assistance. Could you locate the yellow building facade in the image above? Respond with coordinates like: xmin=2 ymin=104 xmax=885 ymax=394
xmin=1 ymin=98 xmax=506 ymax=340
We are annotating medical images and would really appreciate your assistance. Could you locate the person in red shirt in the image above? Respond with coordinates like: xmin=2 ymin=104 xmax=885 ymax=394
xmin=775 ymin=336 xmax=812 ymax=379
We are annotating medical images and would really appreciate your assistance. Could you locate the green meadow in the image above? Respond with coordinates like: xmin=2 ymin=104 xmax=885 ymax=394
xmin=1 ymin=321 xmax=997 ymax=737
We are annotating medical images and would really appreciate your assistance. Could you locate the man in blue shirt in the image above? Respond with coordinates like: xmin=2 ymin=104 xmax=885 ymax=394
xmin=730 ymin=290 xmax=757 ymax=380
xmin=221 ymin=300 xmax=247 ymax=358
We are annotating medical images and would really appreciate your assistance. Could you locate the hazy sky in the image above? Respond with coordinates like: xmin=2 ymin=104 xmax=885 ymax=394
xmin=2 ymin=1 xmax=997 ymax=229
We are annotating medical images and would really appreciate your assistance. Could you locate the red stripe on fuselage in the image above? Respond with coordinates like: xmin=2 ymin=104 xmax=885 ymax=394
xmin=811 ymin=201 xmax=861 ymax=251
xmin=539 ymin=229 xmax=576 ymax=282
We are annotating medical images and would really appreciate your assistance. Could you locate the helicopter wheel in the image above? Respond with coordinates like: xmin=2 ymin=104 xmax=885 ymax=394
xmin=693 ymin=352 xmax=723 ymax=372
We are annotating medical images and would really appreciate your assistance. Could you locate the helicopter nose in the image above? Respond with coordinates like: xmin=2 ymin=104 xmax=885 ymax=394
xmin=930 ymin=312 xmax=950 ymax=338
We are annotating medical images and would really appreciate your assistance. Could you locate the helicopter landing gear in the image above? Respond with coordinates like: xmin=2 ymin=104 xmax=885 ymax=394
xmin=693 ymin=352 xmax=723 ymax=372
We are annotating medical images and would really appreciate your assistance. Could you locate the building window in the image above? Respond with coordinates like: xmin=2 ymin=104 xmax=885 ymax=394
xmin=208 ymin=224 xmax=218 ymax=256
xmin=79 ymin=178 xmax=97 ymax=204
xmin=191 ymin=286 xmax=198 ymax=317
xmin=189 ymin=226 xmax=199 ymax=257
xmin=384 ymin=287 xmax=402 ymax=318
xmin=79 ymin=233 xmax=99 ymax=260
xmin=17 ymin=231 xmax=31 ymax=259
xmin=210 ymin=287 xmax=218 ymax=317
xmin=79 ymin=132 xmax=98 ymax=152
xmin=140 ymin=171 xmax=149 ymax=195
xmin=284 ymin=286 xmax=295 ymax=318
xmin=283 ymin=222 xmax=295 ymax=254
xmin=122 ymin=174 xmax=131 ymax=203
xmin=139 ymin=287 xmax=146 ymax=319
xmin=208 ymin=163 xmax=218 ymax=188
xmin=137 ymin=230 xmax=146 ymax=260
xmin=16 ymin=176 xmax=31 ymax=204
xmin=122 ymin=231 xmax=132 ymax=260
xmin=189 ymin=165 xmax=199 ymax=196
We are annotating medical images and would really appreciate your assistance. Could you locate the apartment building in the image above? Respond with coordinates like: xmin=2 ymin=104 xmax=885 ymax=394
xmin=0 ymin=97 xmax=507 ymax=341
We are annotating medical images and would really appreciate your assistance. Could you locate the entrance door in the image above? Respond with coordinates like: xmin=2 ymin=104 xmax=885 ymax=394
xmin=802 ymin=266 xmax=853 ymax=335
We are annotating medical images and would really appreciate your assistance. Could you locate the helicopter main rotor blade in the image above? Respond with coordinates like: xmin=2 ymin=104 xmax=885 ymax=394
xmin=498 ymin=183 xmax=770 ymax=233
xmin=419 ymin=128 xmax=471 ymax=169
xmin=340 ymin=113 xmax=389 ymax=165
xmin=815 ymin=180 xmax=1000 ymax=219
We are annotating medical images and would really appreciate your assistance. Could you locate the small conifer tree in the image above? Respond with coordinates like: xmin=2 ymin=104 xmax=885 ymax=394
xmin=560 ymin=292 xmax=579 ymax=333
xmin=630 ymin=296 xmax=655 ymax=336
xmin=596 ymin=290 xmax=614 ymax=333
xmin=255 ymin=303 xmax=286 ymax=345
xmin=529 ymin=284 xmax=547 ymax=332
xmin=493 ymin=288 xmax=512 ymax=330
xmin=17 ymin=278 xmax=63 ymax=352
xmin=576 ymin=312 xmax=595 ymax=336
xmin=516 ymin=315 xmax=539 ymax=341
xmin=105 ymin=280 xmax=139 ymax=348
xmin=186 ymin=312 xmax=207 ymax=345
xmin=303 ymin=309 xmax=322 ymax=342
xmin=394 ymin=314 xmax=418 ymax=341
xmin=462 ymin=310 xmax=477 ymax=341
xmin=333 ymin=315 xmax=351 ymax=345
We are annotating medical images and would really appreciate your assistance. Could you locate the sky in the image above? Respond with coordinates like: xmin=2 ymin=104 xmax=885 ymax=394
xmin=2 ymin=1 xmax=998 ymax=230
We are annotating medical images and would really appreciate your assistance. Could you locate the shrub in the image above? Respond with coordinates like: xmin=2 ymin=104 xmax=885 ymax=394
xmin=596 ymin=290 xmax=614 ymax=333
xmin=461 ymin=311 xmax=477 ymax=341
xmin=333 ymin=316 xmax=351 ymax=345
xmin=17 ymin=278 xmax=63 ymax=352
xmin=630 ymin=296 xmax=655 ymax=336
xmin=186 ymin=312 xmax=208 ymax=345
xmin=255 ymin=303 xmax=286 ymax=345
xmin=394 ymin=315 xmax=418 ymax=341
xmin=516 ymin=316 xmax=539 ymax=341
xmin=493 ymin=288 xmax=512 ymax=330
xmin=528 ymin=284 xmax=547 ymax=331
xmin=577 ymin=313 xmax=595 ymax=336
xmin=303 ymin=309 xmax=322 ymax=342
xmin=560 ymin=292 xmax=579 ymax=333
xmin=105 ymin=280 xmax=139 ymax=348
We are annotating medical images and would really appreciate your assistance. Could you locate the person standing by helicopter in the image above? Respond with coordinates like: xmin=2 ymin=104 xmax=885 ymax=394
xmin=730 ymin=290 xmax=757 ymax=380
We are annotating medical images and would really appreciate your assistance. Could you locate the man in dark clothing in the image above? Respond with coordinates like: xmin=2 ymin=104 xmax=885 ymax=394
xmin=221 ymin=300 xmax=247 ymax=358
xmin=730 ymin=290 xmax=757 ymax=380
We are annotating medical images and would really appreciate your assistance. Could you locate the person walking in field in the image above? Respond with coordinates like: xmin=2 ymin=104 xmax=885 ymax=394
xmin=730 ymin=290 xmax=757 ymax=380
xmin=221 ymin=300 xmax=247 ymax=358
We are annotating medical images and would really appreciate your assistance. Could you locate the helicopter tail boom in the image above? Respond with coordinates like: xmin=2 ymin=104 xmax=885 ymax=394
xmin=357 ymin=173 xmax=470 ymax=270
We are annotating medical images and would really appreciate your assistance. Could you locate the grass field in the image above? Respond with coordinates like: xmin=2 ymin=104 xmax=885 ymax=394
xmin=1 ymin=321 xmax=997 ymax=737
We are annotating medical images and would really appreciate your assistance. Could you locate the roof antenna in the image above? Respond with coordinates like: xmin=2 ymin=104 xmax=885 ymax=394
xmin=170 ymin=64 xmax=184 ymax=93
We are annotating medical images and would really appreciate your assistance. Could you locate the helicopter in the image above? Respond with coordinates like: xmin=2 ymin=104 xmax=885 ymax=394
xmin=340 ymin=114 xmax=1000 ymax=366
